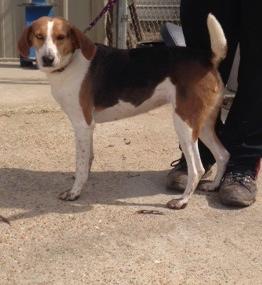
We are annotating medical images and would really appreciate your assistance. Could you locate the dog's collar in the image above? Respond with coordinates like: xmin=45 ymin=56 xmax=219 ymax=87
xmin=51 ymin=66 xmax=67 ymax=73
xmin=51 ymin=59 xmax=73 ymax=74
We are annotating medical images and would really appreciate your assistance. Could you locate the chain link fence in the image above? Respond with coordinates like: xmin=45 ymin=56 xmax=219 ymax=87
xmin=126 ymin=0 xmax=181 ymax=48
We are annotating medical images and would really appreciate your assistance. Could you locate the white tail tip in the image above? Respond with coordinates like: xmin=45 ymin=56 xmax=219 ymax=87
xmin=207 ymin=14 xmax=227 ymax=65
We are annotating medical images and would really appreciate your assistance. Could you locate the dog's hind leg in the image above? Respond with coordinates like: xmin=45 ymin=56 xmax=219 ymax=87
xmin=167 ymin=113 xmax=205 ymax=209
xmin=198 ymin=119 xmax=230 ymax=192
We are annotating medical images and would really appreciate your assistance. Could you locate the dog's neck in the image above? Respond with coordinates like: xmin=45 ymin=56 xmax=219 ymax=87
xmin=49 ymin=51 xmax=77 ymax=74
xmin=46 ymin=50 xmax=89 ymax=81
xmin=45 ymin=50 xmax=90 ymax=98
xmin=51 ymin=63 xmax=70 ymax=73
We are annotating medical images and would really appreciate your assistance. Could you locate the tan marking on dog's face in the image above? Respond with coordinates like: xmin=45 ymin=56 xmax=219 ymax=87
xmin=51 ymin=18 xmax=75 ymax=57
xmin=172 ymin=62 xmax=223 ymax=141
xmin=17 ymin=17 xmax=50 ymax=58
xmin=50 ymin=17 xmax=96 ymax=61
xmin=30 ymin=17 xmax=49 ymax=49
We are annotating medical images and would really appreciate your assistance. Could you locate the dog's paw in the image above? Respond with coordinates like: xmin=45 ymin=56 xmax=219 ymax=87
xmin=166 ymin=198 xmax=188 ymax=210
xmin=59 ymin=190 xmax=80 ymax=201
xmin=198 ymin=181 xmax=219 ymax=192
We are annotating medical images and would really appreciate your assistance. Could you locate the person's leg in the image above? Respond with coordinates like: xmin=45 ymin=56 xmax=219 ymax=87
xmin=222 ymin=1 xmax=262 ymax=159
xmin=219 ymin=0 xmax=262 ymax=206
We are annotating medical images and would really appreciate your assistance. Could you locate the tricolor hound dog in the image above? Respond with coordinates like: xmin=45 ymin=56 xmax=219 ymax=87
xmin=18 ymin=15 xmax=229 ymax=209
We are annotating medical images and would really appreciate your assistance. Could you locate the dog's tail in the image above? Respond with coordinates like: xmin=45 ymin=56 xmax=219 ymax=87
xmin=207 ymin=14 xmax=227 ymax=66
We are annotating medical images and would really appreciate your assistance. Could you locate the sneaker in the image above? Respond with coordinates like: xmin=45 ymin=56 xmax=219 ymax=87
xmin=166 ymin=154 xmax=213 ymax=192
xmin=219 ymin=159 xmax=260 ymax=207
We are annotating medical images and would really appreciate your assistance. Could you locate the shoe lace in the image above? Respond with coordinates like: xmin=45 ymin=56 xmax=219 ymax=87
xmin=170 ymin=159 xmax=180 ymax=168
xmin=226 ymin=171 xmax=255 ymax=192
xmin=170 ymin=157 xmax=186 ymax=168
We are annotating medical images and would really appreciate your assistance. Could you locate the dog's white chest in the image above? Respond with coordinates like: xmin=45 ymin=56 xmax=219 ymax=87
xmin=48 ymin=51 xmax=89 ymax=120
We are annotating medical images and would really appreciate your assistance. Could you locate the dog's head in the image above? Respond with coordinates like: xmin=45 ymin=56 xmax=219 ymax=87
xmin=18 ymin=17 xmax=96 ymax=73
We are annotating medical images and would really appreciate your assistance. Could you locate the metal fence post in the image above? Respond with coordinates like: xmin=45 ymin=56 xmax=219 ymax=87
xmin=117 ymin=0 xmax=128 ymax=48
xmin=63 ymin=0 xmax=69 ymax=19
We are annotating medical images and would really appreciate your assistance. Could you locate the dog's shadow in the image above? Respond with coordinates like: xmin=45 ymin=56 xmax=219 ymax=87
xmin=0 ymin=168 xmax=228 ymax=222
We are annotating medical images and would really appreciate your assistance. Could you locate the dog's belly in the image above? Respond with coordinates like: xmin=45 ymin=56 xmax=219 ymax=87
xmin=94 ymin=78 xmax=175 ymax=123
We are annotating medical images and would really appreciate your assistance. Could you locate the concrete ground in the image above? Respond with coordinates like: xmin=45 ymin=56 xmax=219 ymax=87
xmin=0 ymin=63 xmax=261 ymax=285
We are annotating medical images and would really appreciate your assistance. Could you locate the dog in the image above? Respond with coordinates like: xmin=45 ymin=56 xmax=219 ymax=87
xmin=18 ymin=14 xmax=229 ymax=210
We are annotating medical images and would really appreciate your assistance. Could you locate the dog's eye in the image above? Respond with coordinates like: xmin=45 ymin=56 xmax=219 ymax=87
xmin=57 ymin=35 xmax=66 ymax=41
xmin=35 ymin=34 xmax=44 ymax=40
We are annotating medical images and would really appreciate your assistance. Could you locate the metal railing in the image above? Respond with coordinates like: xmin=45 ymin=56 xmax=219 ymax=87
xmin=117 ymin=0 xmax=181 ymax=48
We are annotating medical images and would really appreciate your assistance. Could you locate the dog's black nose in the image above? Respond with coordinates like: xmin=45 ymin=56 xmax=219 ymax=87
xmin=42 ymin=55 xmax=55 ymax=66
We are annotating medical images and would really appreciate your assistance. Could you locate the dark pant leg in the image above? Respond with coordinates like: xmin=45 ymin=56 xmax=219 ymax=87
xmin=180 ymin=0 xmax=239 ymax=165
xmin=222 ymin=1 xmax=262 ymax=164
xmin=180 ymin=0 xmax=211 ymax=50
xmin=180 ymin=0 xmax=239 ymax=84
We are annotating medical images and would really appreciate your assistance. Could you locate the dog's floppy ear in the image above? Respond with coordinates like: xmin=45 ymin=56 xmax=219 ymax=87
xmin=71 ymin=26 xmax=96 ymax=60
xmin=18 ymin=26 xmax=32 ymax=58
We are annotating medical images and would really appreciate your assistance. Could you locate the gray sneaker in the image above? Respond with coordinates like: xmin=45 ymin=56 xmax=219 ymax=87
xmin=219 ymin=170 xmax=257 ymax=207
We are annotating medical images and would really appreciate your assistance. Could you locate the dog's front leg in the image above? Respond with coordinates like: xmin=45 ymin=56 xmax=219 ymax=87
xmin=59 ymin=121 xmax=94 ymax=201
